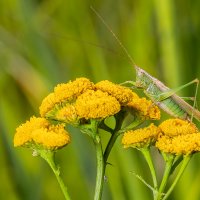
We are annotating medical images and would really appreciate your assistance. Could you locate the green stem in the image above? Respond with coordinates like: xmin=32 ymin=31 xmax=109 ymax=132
xmin=103 ymin=112 xmax=126 ymax=163
xmin=155 ymin=154 xmax=174 ymax=200
xmin=94 ymin=136 xmax=105 ymax=200
xmin=103 ymin=131 xmax=119 ymax=162
xmin=40 ymin=150 xmax=71 ymax=200
xmin=89 ymin=120 xmax=105 ymax=200
xmin=140 ymin=147 xmax=158 ymax=197
xmin=163 ymin=155 xmax=191 ymax=200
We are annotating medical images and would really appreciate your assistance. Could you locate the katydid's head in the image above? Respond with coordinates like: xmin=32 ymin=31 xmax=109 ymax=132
xmin=134 ymin=66 xmax=153 ymax=89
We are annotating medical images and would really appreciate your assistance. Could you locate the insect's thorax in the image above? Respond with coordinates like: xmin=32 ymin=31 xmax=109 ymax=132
xmin=135 ymin=66 xmax=162 ymax=95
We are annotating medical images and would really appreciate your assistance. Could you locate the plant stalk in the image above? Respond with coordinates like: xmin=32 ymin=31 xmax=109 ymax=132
xmin=155 ymin=154 xmax=174 ymax=200
xmin=94 ymin=137 xmax=105 ymax=200
xmin=140 ymin=147 xmax=158 ymax=198
xmin=162 ymin=155 xmax=191 ymax=200
xmin=40 ymin=150 xmax=71 ymax=200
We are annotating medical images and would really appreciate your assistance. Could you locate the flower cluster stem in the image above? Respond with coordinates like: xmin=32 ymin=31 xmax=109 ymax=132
xmin=162 ymin=155 xmax=191 ymax=200
xmin=94 ymin=137 xmax=105 ymax=200
xmin=155 ymin=154 xmax=174 ymax=200
xmin=93 ymin=114 xmax=144 ymax=200
xmin=141 ymin=147 xmax=158 ymax=197
xmin=40 ymin=150 xmax=71 ymax=200
xmin=103 ymin=131 xmax=119 ymax=162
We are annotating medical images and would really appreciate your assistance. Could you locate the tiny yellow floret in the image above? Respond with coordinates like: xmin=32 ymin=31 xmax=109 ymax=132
xmin=75 ymin=89 xmax=121 ymax=119
xmin=159 ymin=118 xmax=198 ymax=136
xmin=96 ymin=80 xmax=138 ymax=105
xmin=122 ymin=123 xmax=161 ymax=148
xmin=14 ymin=116 xmax=71 ymax=150
xmin=127 ymin=98 xmax=160 ymax=120
xmin=156 ymin=133 xmax=200 ymax=155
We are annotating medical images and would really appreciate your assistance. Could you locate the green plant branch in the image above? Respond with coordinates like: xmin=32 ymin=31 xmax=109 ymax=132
xmin=39 ymin=150 xmax=71 ymax=200
xmin=155 ymin=153 xmax=174 ymax=200
xmin=93 ymin=136 xmax=105 ymax=200
xmin=162 ymin=154 xmax=191 ymax=200
xmin=130 ymin=171 xmax=155 ymax=192
xmin=103 ymin=111 xmax=127 ymax=163
xmin=86 ymin=119 xmax=105 ymax=200
xmin=140 ymin=147 xmax=158 ymax=196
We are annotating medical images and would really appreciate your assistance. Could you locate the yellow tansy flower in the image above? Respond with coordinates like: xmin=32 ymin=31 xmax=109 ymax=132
xmin=14 ymin=116 xmax=49 ymax=146
xmin=39 ymin=93 xmax=60 ymax=117
xmin=127 ymin=98 xmax=160 ymax=120
xmin=39 ymin=78 xmax=94 ymax=117
xmin=75 ymin=89 xmax=121 ymax=119
xmin=122 ymin=124 xmax=161 ymax=148
xmin=14 ymin=116 xmax=70 ymax=150
xmin=96 ymin=80 xmax=138 ymax=105
xmin=156 ymin=133 xmax=200 ymax=155
xmin=32 ymin=124 xmax=70 ymax=150
xmin=54 ymin=77 xmax=94 ymax=103
xmin=159 ymin=118 xmax=198 ymax=136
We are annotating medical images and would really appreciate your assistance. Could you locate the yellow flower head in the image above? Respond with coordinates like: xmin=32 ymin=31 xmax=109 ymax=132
xmin=39 ymin=93 xmax=60 ymax=117
xmin=14 ymin=116 xmax=70 ymax=150
xmin=122 ymin=124 xmax=161 ymax=148
xmin=32 ymin=124 xmax=70 ymax=150
xmin=55 ymin=104 xmax=78 ymax=124
xmin=159 ymin=118 xmax=198 ymax=137
xmin=14 ymin=116 xmax=49 ymax=146
xmin=39 ymin=78 xmax=94 ymax=117
xmin=127 ymin=98 xmax=160 ymax=120
xmin=156 ymin=133 xmax=200 ymax=155
xmin=75 ymin=89 xmax=121 ymax=119
xmin=54 ymin=77 xmax=94 ymax=103
xmin=96 ymin=80 xmax=138 ymax=105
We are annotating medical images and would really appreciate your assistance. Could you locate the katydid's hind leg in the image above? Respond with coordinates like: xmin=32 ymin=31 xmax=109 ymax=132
xmin=156 ymin=79 xmax=199 ymax=102
xmin=180 ymin=97 xmax=195 ymax=101
xmin=191 ymin=79 xmax=199 ymax=121
xmin=181 ymin=97 xmax=199 ymax=108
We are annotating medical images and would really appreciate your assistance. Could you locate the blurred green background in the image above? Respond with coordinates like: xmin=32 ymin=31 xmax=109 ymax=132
xmin=1 ymin=0 xmax=200 ymax=199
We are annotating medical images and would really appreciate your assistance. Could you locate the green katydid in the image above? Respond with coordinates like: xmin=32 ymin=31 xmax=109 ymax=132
xmin=91 ymin=6 xmax=200 ymax=121
xmin=133 ymin=66 xmax=200 ymax=121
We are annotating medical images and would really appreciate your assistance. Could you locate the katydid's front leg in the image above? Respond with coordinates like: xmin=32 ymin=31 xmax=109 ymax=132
xmin=120 ymin=81 xmax=141 ymax=89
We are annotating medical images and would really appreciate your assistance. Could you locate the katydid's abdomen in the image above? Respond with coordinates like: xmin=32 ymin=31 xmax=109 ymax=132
xmin=135 ymin=66 xmax=200 ymax=121
xmin=154 ymin=93 xmax=200 ymax=121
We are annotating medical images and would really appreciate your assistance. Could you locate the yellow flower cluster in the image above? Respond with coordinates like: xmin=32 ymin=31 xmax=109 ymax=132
xmin=122 ymin=124 xmax=161 ymax=148
xmin=156 ymin=118 xmax=199 ymax=155
xmin=14 ymin=116 xmax=70 ymax=150
xmin=40 ymin=78 xmax=94 ymax=117
xmin=39 ymin=78 xmax=144 ymax=121
xmin=156 ymin=134 xmax=200 ymax=155
xmin=95 ymin=80 xmax=138 ymax=105
xmin=15 ymin=77 xmax=163 ymax=151
xmin=127 ymin=97 xmax=160 ymax=120
xmin=122 ymin=118 xmax=200 ymax=155
xmin=16 ymin=77 xmax=144 ymax=151
xmin=159 ymin=118 xmax=198 ymax=136
xmin=75 ymin=90 xmax=120 ymax=119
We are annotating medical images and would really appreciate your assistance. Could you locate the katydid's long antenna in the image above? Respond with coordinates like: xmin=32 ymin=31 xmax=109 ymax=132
xmin=90 ymin=6 xmax=137 ymax=67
